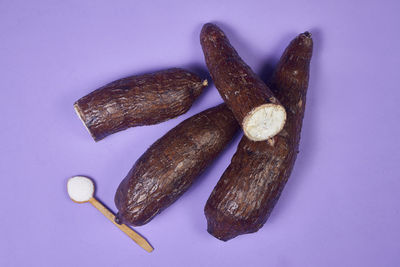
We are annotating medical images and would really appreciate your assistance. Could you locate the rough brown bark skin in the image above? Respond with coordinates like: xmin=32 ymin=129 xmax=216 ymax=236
xmin=204 ymin=32 xmax=313 ymax=241
xmin=114 ymin=104 xmax=239 ymax=226
xmin=200 ymin=23 xmax=285 ymax=141
xmin=74 ymin=68 xmax=208 ymax=141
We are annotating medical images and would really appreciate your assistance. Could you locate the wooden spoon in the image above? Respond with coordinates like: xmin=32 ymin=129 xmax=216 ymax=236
xmin=67 ymin=176 xmax=153 ymax=252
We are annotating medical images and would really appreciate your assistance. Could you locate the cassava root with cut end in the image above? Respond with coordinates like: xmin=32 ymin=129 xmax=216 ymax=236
xmin=74 ymin=68 xmax=208 ymax=141
xmin=114 ymin=104 xmax=239 ymax=226
xmin=204 ymin=32 xmax=313 ymax=241
xmin=200 ymin=23 xmax=286 ymax=141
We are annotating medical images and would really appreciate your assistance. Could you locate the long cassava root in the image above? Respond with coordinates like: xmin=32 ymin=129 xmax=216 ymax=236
xmin=204 ymin=32 xmax=313 ymax=241
xmin=74 ymin=68 xmax=208 ymax=141
xmin=200 ymin=23 xmax=286 ymax=141
xmin=114 ymin=104 xmax=239 ymax=226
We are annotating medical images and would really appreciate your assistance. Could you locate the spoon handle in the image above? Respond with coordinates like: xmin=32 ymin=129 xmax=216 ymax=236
xmin=88 ymin=197 xmax=153 ymax=252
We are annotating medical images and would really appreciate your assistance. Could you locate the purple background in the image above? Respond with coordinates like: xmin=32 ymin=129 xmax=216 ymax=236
xmin=1 ymin=0 xmax=399 ymax=266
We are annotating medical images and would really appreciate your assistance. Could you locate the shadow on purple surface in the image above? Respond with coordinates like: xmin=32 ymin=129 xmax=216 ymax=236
xmin=258 ymin=31 xmax=297 ymax=84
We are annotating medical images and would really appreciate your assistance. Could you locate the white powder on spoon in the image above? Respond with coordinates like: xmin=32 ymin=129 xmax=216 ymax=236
xmin=67 ymin=176 xmax=94 ymax=202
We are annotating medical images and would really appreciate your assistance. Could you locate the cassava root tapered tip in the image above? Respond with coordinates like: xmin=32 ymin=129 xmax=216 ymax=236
xmin=74 ymin=103 xmax=98 ymax=141
xmin=303 ymin=31 xmax=312 ymax=37
xmin=206 ymin=212 xmax=255 ymax=241
xmin=207 ymin=227 xmax=231 ymax=242
xmin=242 ymin=104 xmax=286 ymax=141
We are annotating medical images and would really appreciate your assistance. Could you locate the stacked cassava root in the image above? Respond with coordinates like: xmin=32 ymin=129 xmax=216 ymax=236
xmin=75 ymin=23 xmax=313 ymax=241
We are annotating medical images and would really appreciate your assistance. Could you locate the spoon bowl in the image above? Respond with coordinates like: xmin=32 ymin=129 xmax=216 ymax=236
xmin=67 ymin=176 xmax=94 ymax=203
